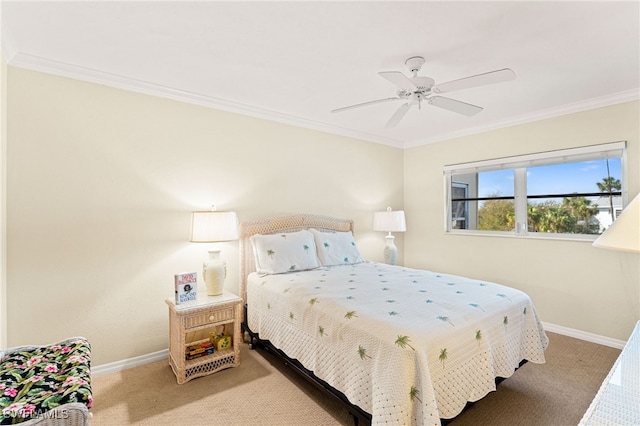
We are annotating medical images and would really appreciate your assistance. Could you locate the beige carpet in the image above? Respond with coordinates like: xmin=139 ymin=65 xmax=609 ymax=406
xmin=90 ymin=332 xmax=620 ymax=425
xmin=448 ymin=332 xmax=620 ymax=425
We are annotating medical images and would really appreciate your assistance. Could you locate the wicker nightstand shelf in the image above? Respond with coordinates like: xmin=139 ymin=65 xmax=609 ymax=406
xmin=166 ymin=291 xmax=242 ymax=384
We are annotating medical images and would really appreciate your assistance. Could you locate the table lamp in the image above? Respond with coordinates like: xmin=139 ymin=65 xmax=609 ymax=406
xmin=373 ymin=207 xmax=406 ymax=265
xmin=190 ymin=208 xmax=239 ymax=295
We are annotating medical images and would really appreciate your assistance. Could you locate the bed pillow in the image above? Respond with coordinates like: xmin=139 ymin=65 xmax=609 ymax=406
xmin=310 ymin=228 xmax=364 ymax=266
xmin=250 ymin=230 xmax=320 ymax=274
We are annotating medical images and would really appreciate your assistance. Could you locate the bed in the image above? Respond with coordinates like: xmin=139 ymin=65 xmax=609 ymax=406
xmin=240 ymin=214 xmax=548 ymax=425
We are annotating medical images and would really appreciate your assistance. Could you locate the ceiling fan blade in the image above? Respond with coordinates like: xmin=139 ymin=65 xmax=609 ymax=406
xmin=385 ymin=103 xmax=411 ymax=128
xmin=429 ymin=96 xmax=483 ymax=116
xmin=331 ymin=97 xmax=399 ymax=113
xmin=379 ymin=71 xmax=417 ymax=91
xmin=433 ymin=68 xmax=516 ymax=94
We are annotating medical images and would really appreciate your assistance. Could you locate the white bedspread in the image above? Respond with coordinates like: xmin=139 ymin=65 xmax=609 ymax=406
xmin=247 ymin=262 xmax=548 ymax=425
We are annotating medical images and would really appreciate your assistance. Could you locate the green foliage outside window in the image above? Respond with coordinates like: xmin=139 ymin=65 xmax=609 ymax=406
xmin=477 ymin=176 xmax=621 ymax=234
xmin=478 ymin=198 xmax=514 ymax=231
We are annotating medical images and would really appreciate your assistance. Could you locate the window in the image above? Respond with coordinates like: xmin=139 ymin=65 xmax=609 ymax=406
xmin=451 ymin=183 xmax=469 ymax=229
xmin=444 ymin=142 xmax=626 ymax=239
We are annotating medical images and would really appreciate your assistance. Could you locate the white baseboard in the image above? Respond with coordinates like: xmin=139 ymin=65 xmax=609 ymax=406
xmin=92 ymin=349 xmax=168 ymax=377
xmin=542 ymin=322 xmax=626 ymax=350
xmin=90 ymin=322 xmax=626 ymax=377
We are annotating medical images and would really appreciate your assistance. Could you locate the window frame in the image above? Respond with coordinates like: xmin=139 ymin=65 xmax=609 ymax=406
xmin=443 ymin=141 xmax=628 ymax=241
xmin=451 ymin=182 xmax=469 ymax=230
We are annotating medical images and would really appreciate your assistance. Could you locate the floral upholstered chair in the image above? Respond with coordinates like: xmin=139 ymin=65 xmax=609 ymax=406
xmin=0 ymin=337 xmax=92 ymax=425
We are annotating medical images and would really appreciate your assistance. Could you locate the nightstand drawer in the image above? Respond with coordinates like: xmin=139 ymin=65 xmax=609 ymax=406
xmin=183 ymin=305 xmax=235 ymax=329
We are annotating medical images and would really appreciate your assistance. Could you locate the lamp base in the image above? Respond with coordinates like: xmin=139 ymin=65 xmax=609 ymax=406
xmin=203 ymin=250 xmax=226 ymax=296
xmin=383 ymin=234 xmax=398 ymax=265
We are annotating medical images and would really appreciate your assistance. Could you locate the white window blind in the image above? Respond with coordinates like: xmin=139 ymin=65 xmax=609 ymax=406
xmin=444 ymin=141 xmax=626 ymax=176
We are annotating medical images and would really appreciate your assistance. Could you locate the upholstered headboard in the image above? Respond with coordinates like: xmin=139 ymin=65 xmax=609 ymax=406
xmin=238 ymin=214 xmax=354 ymax=303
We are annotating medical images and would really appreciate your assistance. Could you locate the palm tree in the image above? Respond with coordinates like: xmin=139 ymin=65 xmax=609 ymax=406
xmin=543 ymin=206 xmax=575 ymax=233
xmin=395 ymin=335 xmax=415 ymax=351
xmin=410 ymin=386 xmax=422 ymax=403
xmin=597 ymin=161 xmax=622 ymax=222
xmin=358 ymin=345 xmax=372 ymax=360
xmin=439 ymin=348 xmax=448 ymax=368
xmin=437 ymin=315 xmax=455 ymax=326
xmin=562 ymin=196 xmax=598 ymax=233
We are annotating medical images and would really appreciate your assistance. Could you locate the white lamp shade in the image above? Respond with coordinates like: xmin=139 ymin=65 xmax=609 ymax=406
xmin=190 ymin=211 xmax=239 ymax=242
xmin=592 ymin=194 xmax=640 ymax=253
xmin=373 ymin=208 xmax=407 ymax=233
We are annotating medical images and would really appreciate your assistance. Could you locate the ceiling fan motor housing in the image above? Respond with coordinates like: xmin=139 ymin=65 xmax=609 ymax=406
xmin=405 ymin=56 xmax=426 ymax=73
xmin=404 ymin=56 xmax=434 ymax=92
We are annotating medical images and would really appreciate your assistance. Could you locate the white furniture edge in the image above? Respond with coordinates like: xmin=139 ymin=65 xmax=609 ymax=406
xmin=579 ymin=320 xmax=640 ymax=425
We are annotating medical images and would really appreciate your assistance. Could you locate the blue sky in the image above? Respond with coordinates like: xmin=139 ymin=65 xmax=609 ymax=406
xmin=478 ymin=159 xmax=622 ymax=198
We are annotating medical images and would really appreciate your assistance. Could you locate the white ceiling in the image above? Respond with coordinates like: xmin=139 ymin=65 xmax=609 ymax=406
xmin=2 ymin=1 xmax=639 ymax=148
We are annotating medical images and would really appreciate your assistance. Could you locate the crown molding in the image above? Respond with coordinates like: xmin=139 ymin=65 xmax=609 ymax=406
xmin=404 ymin=89 xmax=640 ymax=149
xmin=6 ymin=51 xmax=404 ymax=148
xmin=0 ymin=24 xmax=18 ymax=65
xmin=5 ymin=51 xmax=638 ymax=151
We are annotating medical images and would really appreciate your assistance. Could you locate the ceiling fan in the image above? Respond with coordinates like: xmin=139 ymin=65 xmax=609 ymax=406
xmin=331 ymin=56 xmax=516 ymax=128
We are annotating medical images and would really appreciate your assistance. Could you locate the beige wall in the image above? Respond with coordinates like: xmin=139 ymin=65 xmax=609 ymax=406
xmin=5 ymin=65 xmax=639 ymax=366
xmin=1 ymin=56 xmax=6 ymax=348
xmin=404 ymin=101 xmax=640 ymax=341
xmin=5 ymin=67 xmax=404 ymax=365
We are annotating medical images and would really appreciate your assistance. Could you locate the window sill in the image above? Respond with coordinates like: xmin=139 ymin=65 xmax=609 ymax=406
xmin=446 ymin=229 xmax=598 ymax=243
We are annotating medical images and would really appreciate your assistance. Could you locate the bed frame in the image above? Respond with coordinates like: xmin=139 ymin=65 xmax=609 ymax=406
xmin=239 ymin=214 xmax=371 ymax=425
xmin=238 ymin=213 xmax=526 ymax=426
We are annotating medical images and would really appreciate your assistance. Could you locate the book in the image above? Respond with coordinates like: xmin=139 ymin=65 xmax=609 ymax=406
xmin=174 ymin=272 xmax=198 ymax=304
xmin=185 ymin=340 xmax=215 ymax=360
xmin=186 ymin=347 xmax=214 ymax=360
xmin=185 ymin=340 xmax=214 ymax=360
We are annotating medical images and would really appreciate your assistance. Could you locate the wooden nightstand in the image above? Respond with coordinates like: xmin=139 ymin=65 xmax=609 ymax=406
xmin=166 ymin=291 xmax=242 ymax=384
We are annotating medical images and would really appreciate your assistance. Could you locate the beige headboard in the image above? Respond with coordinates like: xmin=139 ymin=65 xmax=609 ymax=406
xmin=238 ymin=214 xmax=354 ymax=303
